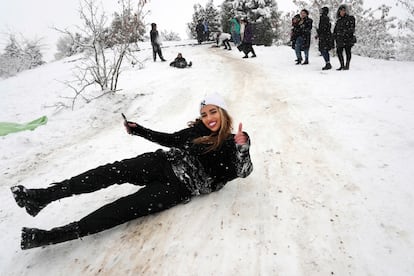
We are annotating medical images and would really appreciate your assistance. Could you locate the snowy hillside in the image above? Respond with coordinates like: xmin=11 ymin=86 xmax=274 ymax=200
xmin=1 ymin=41 xmax=414 ymax=275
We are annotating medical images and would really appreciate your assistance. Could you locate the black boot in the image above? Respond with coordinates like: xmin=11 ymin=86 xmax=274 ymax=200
xmin=344 ymin=59 xmax=350 ymax=70
xmin=337 ymin=56 xmax=345 ymax=70
xmin=295 ymin=59 xmax=302 ymax=65
xmin=11 ymin=185 xmax=51 ymax=217
xmin=11 ymin=183 xmax=72 ymax=217
xmin=302 ymin=59 xmax=309 ymax=65
xmin=322 ymin=63 xmax=332 ymax=70
xmin=21 ymin=222 xmax=81 ymax=250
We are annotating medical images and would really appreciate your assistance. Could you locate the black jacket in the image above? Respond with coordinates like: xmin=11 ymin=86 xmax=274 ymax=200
xmin=333 ymin=14 xmax=356 ymax=48
xmin=130 ymin=121 xmax=253 ymax=195
xmin=150 ymin=30 xmax=160 ymax=45
xmin=317 ymin=14 xmax=334 ymax=51
xmin=170 ymin=57 xmax=188 ymax=68
xmin=297 ymin=17 xmax=313 ymax=49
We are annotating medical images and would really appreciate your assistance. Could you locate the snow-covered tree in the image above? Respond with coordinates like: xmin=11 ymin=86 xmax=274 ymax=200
xmin=188 ymin=1 xmax=220 ymax=39
xmin=395 ymin=0 xmax=414 ymax=61
xmin=0 ymin=35 xmax=45 ymax=78
xmin=353 ymin=4 xmax=396 ymax=60
xmin=205 ymin=0 xmax=221 ymax=33
xmin=54 ymin=33 xmax=84 ymax=60
xmin=54 ymin=0 xmax=147 ymax=108
xmin=219 ymin=0 xmax=280 ymax=46
xmin=108 ymin=8 xmax=145 ymax=47
xmin=24 ymin=40 xmax=45 ymax=69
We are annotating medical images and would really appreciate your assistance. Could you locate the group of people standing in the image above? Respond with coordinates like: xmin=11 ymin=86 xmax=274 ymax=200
xmin=291 ymin=4 xmax=356 ymax=70
xmin=215 ymin=17 xmax=256 ymax=59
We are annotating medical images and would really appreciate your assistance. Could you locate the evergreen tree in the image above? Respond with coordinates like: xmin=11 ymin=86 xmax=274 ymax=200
xmin=108 ymin=9 xmax=145 ymax=46
xmin=0 ymin=35 xmax=45 ymax=78
xmin=24 ymin=41 xmax=45 ymax=69
xmin=3 ymin=35 xmax=22 ymax=58
xmin=188 ymin=1 xmax=220 ymax=39
xmin=205 ymin=0 xmax=221 ymax=33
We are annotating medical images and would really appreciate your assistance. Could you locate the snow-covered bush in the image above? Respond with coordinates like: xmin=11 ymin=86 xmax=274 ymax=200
xmin=0 ymin=35 xmax=45 ymax=78
xmin=161 ymin=30 xmax=181 ymax=41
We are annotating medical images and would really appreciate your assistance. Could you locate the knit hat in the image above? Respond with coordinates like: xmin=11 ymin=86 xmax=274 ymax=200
xmin=200 ymin=93 xmax=228 ymax=111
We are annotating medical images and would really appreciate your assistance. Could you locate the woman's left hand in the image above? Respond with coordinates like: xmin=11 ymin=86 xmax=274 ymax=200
xmin=234 ymin=122 xmax=247 ymax=145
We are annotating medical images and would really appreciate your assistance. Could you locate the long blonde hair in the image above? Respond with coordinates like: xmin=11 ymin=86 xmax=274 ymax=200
xmin=188 ymin=107 xmax=233 ymax=153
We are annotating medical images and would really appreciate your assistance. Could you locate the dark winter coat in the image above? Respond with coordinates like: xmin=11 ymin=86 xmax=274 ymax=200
xmin=243 ymin=22 xmax=254 ymax=43
xmin=297 ymin=16 xmax=313 ymax=49
xmin=317 ymin=14 xmax=334 ymax=51
xmin=130 ymin=121 xmax=253 ymax=196
xmin=290 ymin=15 xmax=301 ymax=49
xmin=150 ymin=30 xmax=161 ymax=47
xmin=196 ymin=22 xmax=204 ymax=40
xmin=170 ymin=57 xmax=189 ymax=68
xmin=333 ymin=14 xmax=356 ymax=48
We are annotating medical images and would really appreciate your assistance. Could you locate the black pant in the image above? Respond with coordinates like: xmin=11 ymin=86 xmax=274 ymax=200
xmin=337 ymin=46 xmax=352 ymax=67
xmin=152 ymin=43 xmax=164 ymax=61
xmin=47 ymin=151 xmax=191 ymax=236
xmin=242 ymin=42 xmax=256 ymax=56
xmin=223 ymin=39 xmax=231 ymax=50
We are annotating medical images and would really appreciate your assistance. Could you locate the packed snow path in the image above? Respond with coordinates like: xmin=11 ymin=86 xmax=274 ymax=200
xmin=1 ymin=42 xmax=413 ymax=275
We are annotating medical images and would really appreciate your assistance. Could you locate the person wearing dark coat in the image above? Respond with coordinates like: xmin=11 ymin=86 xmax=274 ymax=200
xmin=11 ymin=93 xmax=253 ymax=250
xmin=239 ymin=18 xmax=256 ymax=58
xmin=290 ymin=14 xmax=301 ymax=62
xmin=196 ymin=20 xmax=205 ymax=44
xmin=150 ymin=23 xmax=166 ymax=62
xmin=333 ymin=5 xmax=356 ymax=70
xmin=316 ymin=7 xmax=334 ymax=70
xmin=170 ymin=53 xmax=192 ymax=68
xmin=294 ymin=9 xmax=313 ymax=65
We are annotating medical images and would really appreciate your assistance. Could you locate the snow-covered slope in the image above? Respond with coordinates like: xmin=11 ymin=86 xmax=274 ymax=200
xmin=1 ymin=41 xmax=413 ymax=275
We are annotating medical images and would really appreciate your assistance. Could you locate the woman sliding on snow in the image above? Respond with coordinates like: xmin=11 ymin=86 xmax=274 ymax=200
xmin=11 ymin=93 xmax=253 ymax=250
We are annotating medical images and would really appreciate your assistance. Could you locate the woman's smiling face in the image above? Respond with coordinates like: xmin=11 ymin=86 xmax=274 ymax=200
xmin=200 ymin=104 xmax=222 ymax=132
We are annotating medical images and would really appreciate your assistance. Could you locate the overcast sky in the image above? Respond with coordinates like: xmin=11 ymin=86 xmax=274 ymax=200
xmin=0 ymin=0 xmax=404 ymax=60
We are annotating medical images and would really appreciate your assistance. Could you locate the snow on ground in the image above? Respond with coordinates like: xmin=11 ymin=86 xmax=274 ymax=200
xmin=1 ymin=40 xmax=414 ymax=275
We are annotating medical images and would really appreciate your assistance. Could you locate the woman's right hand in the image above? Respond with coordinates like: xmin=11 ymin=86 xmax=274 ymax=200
xmin=124 ymin=121 xmax=138 ymax=134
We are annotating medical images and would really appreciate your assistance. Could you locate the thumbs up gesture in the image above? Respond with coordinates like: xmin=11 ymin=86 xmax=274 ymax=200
xmin=234 ymin=122 xmax=247 ymax=145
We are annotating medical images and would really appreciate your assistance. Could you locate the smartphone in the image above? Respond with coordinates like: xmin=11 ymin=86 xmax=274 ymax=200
xmin=121 ymin=113 xmax=128 ymax=123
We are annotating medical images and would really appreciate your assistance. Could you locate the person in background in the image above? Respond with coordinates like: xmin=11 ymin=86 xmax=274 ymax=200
xmin=216 ymin=31 xmax=232 ymax=50
xmin=333 ymin=4 xmax=356 ymax=70
xmin=150 ymin=23 xmax=166 ymax=62
xmin=294 ymin=9 xmax=313 ymax=65
xmin=290 ymin=14 xmax=301 ymax=63
xmin=240 ymin=18 xmax=256 ymax=58
xmin=229 ymin=17 xmax=241 ymax=46
xmin=316 ymin=7 xmax=334 ymax=70
xmin=11 ymin=94 xmax=253 ymax=250
xmin=196 ymin=20 xmax=205 ymax=44
xmin=240 ymin=18 xmax=246 ymax=42
xmin=203 ymin=20 xmax=210 ymax=41
xmin=169 ymin=53 xmax=192 ymax=68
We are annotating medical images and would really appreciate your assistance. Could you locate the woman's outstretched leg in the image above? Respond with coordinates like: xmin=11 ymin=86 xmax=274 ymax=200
xmin=11 ymin=151 xmax=171 ymax=216
xmin=21 ymin=179 xmax=191 ymax=250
